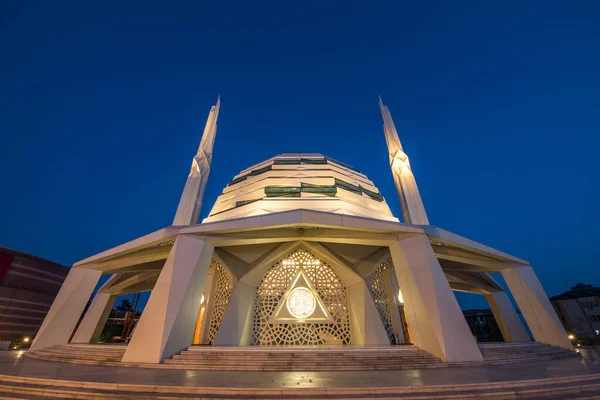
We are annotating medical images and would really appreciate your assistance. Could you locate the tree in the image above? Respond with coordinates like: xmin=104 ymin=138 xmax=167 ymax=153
xmin=116 ymin=298 xmax=133 ymax=312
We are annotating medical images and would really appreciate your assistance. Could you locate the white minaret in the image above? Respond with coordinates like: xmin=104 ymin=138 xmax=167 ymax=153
xmin=172 ymin=96 xmax=220 ymax=225
xmin=379 ymin=96 xmax=429 ymax=225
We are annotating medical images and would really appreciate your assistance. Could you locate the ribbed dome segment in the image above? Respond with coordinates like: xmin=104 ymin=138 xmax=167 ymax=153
xmin=204 ymin=153 xmax=398 ymax=223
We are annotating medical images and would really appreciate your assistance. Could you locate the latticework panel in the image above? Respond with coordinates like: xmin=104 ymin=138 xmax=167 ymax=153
xmin=206 ymin=260 xmax=234 ymax=345
xmin=253 ymin=249 xmax=351 ymax=345
xmin=369 ymin=259 xmax=397 ymax=344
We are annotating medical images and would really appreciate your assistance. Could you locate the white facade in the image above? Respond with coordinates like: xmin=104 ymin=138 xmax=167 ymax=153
xmin=31 ymin=97 xmax=572 ymax=365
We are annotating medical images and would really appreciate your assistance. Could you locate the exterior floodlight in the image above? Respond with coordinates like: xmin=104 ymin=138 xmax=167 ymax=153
xmin=568 ymin=334 xmax=575 ymax=340
xmin=23 ymin=337 xmax=30 ymax=343
xmin=398 ymin=290 xmax=404 ymax=304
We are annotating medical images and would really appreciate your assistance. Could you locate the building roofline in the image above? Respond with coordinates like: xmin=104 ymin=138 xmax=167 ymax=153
xmin=0 ymin=246 xmax=69 ymax=269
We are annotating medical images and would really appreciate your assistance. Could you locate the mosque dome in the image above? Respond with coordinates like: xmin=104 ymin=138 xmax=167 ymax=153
xmin=203 ymin=153 xmax=398 ymax=223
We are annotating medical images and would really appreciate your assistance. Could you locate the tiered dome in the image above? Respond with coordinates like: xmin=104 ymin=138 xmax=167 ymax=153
xmin=204 ymin=153 xmax=398 ymax=223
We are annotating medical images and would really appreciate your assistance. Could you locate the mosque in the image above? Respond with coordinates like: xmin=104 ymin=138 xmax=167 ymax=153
xmin=30 ymin=97 xmax=572 ymax=365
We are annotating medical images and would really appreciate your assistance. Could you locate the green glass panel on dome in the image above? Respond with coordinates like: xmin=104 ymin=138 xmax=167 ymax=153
xmin=249 ymin=165 xmax=272 ymax=176
xmin=228 ymin=175 xmax=247 ymax=186
xmin=301 ymin=158 xmax=327 ymax=164
xmin=360 ymin=186 xmax=384 ymax=202
xmin=228 ymin=165 xmax=272 ymax=186
xmin=235 ymin=198 xmax=262 ymax=207
xmin=300 ymin=183 xmax=337 ymax=196
xmin=274 ymin=159 xmax=301 ymax=165
xmin=334 ymin=178 xmax=362 ymax=195
xmin=264 ymin=186 xmax=301 ymax=197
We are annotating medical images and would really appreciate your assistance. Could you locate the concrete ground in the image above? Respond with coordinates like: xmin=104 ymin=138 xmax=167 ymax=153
xmin=0 ymin=347 xmax=599 ymax=389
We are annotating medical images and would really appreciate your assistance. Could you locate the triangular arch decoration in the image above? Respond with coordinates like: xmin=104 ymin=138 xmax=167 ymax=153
xmin=252 ymin=248 xmax=352 ymax=345
xmin=268 ymin=268 xmax=333 ymax=324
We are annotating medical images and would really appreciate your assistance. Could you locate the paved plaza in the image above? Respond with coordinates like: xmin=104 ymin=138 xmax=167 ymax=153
xmin=2 ymin=348 xmax=600 ymax=389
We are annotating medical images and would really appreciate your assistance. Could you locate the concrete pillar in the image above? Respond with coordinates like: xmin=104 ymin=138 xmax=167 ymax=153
xmin=502 ymin=266 xmax=572 ymax=349
xmin=389 ymin=235 xmax=483 ymax=362
xmin=213 ymin=281 xmax=255 ymax=346
xmin=347 ymin=281 xmax=390 ymax=345
xmin=71 ymin=293 xmax=117 ymax=344
xmin=122 ymin=235 xmax=214 ymax=363
xmin=485 ymin=291 xmax=530 ymax=342
xmin=30 ymin=268 xmax=102 ymax=351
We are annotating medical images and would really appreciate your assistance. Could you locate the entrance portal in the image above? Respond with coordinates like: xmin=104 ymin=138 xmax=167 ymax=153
xmin=252 ymin=249 xmax=352 ymax=345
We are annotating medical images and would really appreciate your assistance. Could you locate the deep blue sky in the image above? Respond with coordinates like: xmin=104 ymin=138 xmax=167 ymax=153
xmin=1 ymin=1 xmax=598 ymax=310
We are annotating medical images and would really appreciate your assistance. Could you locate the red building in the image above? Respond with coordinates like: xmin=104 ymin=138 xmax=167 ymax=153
xmin=0 ymin=246 xmax=69 ymax=345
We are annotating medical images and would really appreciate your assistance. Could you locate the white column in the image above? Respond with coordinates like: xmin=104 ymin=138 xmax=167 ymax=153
xmin=213 ymin=281 xmax=255 ymax=345
xmin=122 ymin=235 xmax=214 ymax=363
xmin=30 ymin=268 xmax=101 ymax=351
xmin=502 ymin=266 xmax=572 ymax=349
xmin=389 ymin=235 xmax=482 ymax=362
xmin=71 ymin=293 xmax=117 ymax=344
xmin=347 ymin=281 xmax=391 ymax=345
xmin=485 ymin=291 xmax=530 ymax=342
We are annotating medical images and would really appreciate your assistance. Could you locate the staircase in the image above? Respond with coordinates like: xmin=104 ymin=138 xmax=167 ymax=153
xmin=1 ymin=372 xmax=599 ymax=399
xmin=474 ymin=342 xmax=581 ymax=365
xmin=24 ymin=341 xmax=580 ymax=371
xmin=164 ymin=345 xmax=443 ymax=371
xmin=25 ymin=344 xmax=127 ymax=367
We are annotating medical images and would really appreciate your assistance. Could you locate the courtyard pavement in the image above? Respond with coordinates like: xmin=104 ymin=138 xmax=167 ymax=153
xmin=0 ymin=347 xmax=599 ymax=389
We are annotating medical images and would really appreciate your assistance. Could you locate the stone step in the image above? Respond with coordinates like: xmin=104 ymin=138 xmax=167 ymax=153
xmin=173 ymin=354 xmax=437 ymax=360
xmin=181 ymin=348 xmax=426 ymax=353
xmin=44 ymin=347 xmax=125 ymax=356
xmin=483 ymin=352 xmax=578 ymax=359
xmin=0 ymin=372 xmax=599 ymax=399
xmin=158 ymin=363 xmax=450 ymax=371
xmin=54 ymin=344 xmax=126 ymax=352
xmin=25 ymin=343 xmax=581 ymax=372
xmin=185 ymin=348 xmax=423 ymax=354
xmin=36 ymin=347 xmax=124 ymax=356
xmin=172 ymin=356 xmax=402 ymax=363
xmin=479 ymin=341 xmax=545 ymax=346
xmin=481 ymin=348 xmax=568 ymax=354
xmin=34 ymin=352 xmax=123 ymax=362
xmin=164 ymin=359 xmax=441 ymax=368
xmin=51 ymin=346 xmax=126 ymax=354
xmin=483 ymin=349 xmax=576 ymax=358
xmin=183 ymin=348 xmax=427 ymax=353
xmin=23 ymin=353 xmax=126 ymax=367
xmin=177 ymin=354 xmax=435 ymax=359
xmin=37 ymin=355 xmax=124 ymax=362
xmin=449 ymin=355 xmax=581 ymax=368
xmin=480 ymin=346 xmax=554 ymax=351
xmin=183 ymin=350 xmax=425 ymax=356
xmin=177 ymin=351 xmax=434 ymax=361
xmin=485 ymin=353 xmax=575 ymax=359
xmin=164 ymin=359 xmax=441 ymax=367
xmin=27 ymin=354 xmax=443 ymax=371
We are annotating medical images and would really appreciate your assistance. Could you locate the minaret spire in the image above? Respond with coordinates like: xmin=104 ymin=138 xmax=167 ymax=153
xmin=172 ymin=96 xmax=220 ymax=225
xmin=379 ymin=96 xmax=429 ymax=225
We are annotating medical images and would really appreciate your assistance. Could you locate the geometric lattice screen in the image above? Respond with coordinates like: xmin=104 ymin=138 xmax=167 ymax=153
xmin=206 ymin=260 xmax=234 ymax=345
xmin=368 ymin=259 xmax=398 ymax=345
xmin=252 ymin=249 xmax=352 ymax=345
